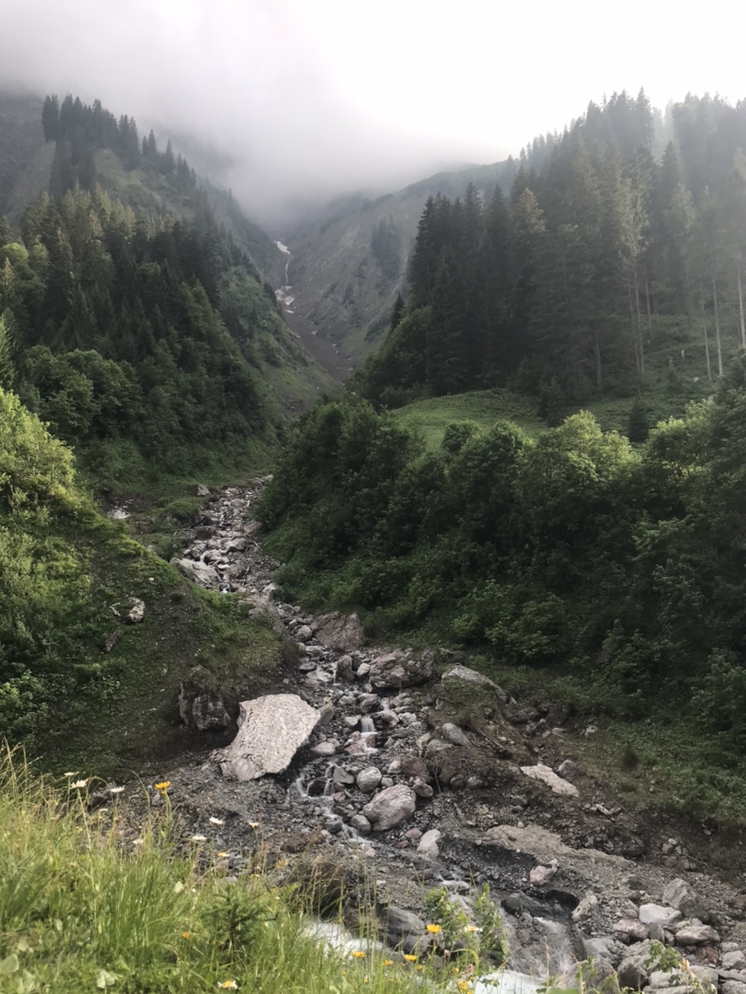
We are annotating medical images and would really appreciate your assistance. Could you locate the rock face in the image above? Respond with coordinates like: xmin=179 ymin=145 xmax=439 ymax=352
xmin=213 ymin=695 xmax=320 ymax=781
xmin=368 ymin=651 xmax=433 ymax=690
xmin=363 ymin=784 xmax=417 ymax=831
xmin=312 ymin=612 xmax=364 ymax=651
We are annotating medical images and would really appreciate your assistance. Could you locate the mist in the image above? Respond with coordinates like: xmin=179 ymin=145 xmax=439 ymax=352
xmin=2 ymin=0 xmax=746 ymax=226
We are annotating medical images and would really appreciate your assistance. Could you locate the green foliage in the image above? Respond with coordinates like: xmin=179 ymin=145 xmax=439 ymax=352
xmin=1 ymin=181 xmax=287 ymax=488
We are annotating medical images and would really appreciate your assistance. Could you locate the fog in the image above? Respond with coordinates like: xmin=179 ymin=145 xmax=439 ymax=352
xmin=1 ymin=0 xmax=745 ymax=225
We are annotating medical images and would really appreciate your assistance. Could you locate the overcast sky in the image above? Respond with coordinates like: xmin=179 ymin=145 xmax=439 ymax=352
xmin=1 ymin=0 xmax=745 ymax=223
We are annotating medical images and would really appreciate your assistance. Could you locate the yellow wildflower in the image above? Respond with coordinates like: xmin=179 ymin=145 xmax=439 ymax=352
xmin=350 ymin=950 xmax=366 ymax=958
xmin=182 ymin=932 xmax=190 ymax=939
xmin=426 ymin=923 xmax=442 ymax=934
xmin=217 ymin=982 xmax=237 ymax=990
xmin=403 ymin=954 xmax=417 ymax=962
xmin=216 ymin=852 xmax=230 ymax=858
xmin=155 ymin=781 xmax=171 ymax=792
xmin=382 ymin=960 xmax=394 ymax=967
xmin=416 ymin=964 xmax=424 ymax=970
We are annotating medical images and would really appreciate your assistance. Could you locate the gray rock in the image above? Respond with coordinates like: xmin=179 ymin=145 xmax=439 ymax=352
xmin=616 ymin=941 xmax=653 ymax=989
xmin=312 ymin=612 xmax=364 ymax=652
xmin=572 ymin=892 xmax=599 ymax=922
xmin=530 ymin=864 xmax=557 ymax=887
xmin=196 ymin=484 xmax=210 ymax=496
xmin=318 ymin=702 xmax=335 ymax=726
xmin=417 ymin=829 xmax=441 ymax=858
xmin=179 ymin=688 xmax=230 ymax=731
xmin=336 ymin=655 xmax=354 ymax=681
xmin=583 ymin=936 xmax=626 ymax=968
xmin=690 ymin=965 xmax=719 ymax=987
xmin=109 ymin=596 xmax=145 ymax=624
xmin=675 ymin=922 xmax=720 ymax=946
xmin=663 ymin=879 xmax=710 ymax=922
xmin=213 ymin=694 xmax=320 ymax=781
xmin=520 ymin=763 xmax=579 ymax=797
xmin=170 ymin=557 xmax=220 ymax=587
xmin=368 ymin=651 xmax=434 ymax=690
xmin=356 ymin=767 xmax=383 ymax=794
xmin=722 ymin=983 xmax=746 ymax=994
xmin=363 ymin=784 xmax=417 ymax=831
xmin=441 ymin=664 xmax=508 ymax=702
xmin=614 ymin=918 xmax=650 ymax=943
xmin=295 ymin=625 xmax=313 ymax=643
xmin=310 ymin=740 xmax=338 ymax=757
xmin=384 ymin=907 xmax=426 ymax=948
xmin=332 ymin=766 xmax=355 ymax=787
xmin=557 ymin=759 xmax=578 ymax=781
xmin=440 ymin=722 xmax=470 ymax=747
xmin=412 ymin=778 xmax=434 ymax=798
xmin=723 ymin=953 xmax=746 ymax=972
xmin=639 ymin=904 xmax=682 ymax=928
xmin=324 ymin=814 xmax=343 ymax=834
xmin=350 ymin=814 xmax=372 ymax=835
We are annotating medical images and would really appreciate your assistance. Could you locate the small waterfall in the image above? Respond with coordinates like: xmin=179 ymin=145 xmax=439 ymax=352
xmin=360 ymin=717 xmax=375 ymax=733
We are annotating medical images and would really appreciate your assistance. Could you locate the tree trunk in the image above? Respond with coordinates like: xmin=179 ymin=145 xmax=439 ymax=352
xmin=713 ymin=278 xmax=723 ymax=377
xmin=634 ymin=268 xmax=645 ymax=377
xmin=701 ymin=293 xmax=712 ymax=382
xmin=628 ymin=284 xmax=641 ymax=375
xmin=644 ymin=265 xmax=654 ymax=342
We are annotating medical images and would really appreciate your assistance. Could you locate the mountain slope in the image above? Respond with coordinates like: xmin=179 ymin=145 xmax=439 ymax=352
xmin=279 ymin=161 xmax=521 ymax=364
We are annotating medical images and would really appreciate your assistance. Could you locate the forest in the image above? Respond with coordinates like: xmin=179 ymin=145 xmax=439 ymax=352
xmin=357 ymin=91 xmax=746 ymax=413
xmin=0 ymin=95 xmax=296 ymax=487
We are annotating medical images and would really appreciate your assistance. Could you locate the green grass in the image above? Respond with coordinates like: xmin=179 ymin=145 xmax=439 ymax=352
xmin=0 ymin=751 xmax=500 ymax=993
xmin=393 ymin=389 xmax=545 ymax=449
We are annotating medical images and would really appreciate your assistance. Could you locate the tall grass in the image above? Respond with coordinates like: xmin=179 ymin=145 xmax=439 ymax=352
xmin=0 ymin=748 xmax=456 ymax=993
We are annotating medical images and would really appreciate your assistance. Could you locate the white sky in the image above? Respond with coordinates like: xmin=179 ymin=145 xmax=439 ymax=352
xmin=1 ymin=0 xmax=745 ymax=219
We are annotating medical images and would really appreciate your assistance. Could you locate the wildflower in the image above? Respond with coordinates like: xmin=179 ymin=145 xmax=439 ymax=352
xmin=209 ymin=817 xmax=225 ymax=825
xmin=426 ymin=923 xmax=442 ymax=934
xmin=382 ymin=960 xmax=394 ymax=967
xmin=217 ymin=982 xmax=238 ymax=989
xmin=416 ymin=964 xmax=424 ymax=971
xmin=465 ymin=964 xmax=475 ymax=975
xmin=190 ymin=834 xmax=207 ymax=842
xmin=350 ymin=950 xmax=366 ymax=959
xmin=63 ymin=771 xmax=79 ymax=778
xmin=249 ymin=822 xmax=260 ymax=828
xmin=458 ymin=982 xmax=472 ymax=992
xmin=216 ymin=851 xmax=230 ymax=858
xmin=467 ymin=925 xmax=481 ymax=933
xmin=71 ymin=779 xmax=88 ymax=789
xmin=133 ymin=838 xmax=144 ymax=846
xmin=173 ymin=881 xmax=185 ymax=893
xmin=182 ymin=932 xmax=190 ymax=939
xmin=109 ymin=786 xmax=125 ymax=795
xmin=154 ymin=781 xmax=171 ymax=792
xmin=403 ymin=954 xmax=417 ymax=962
xmin=276 ymin=858 xmax=288 ymax=867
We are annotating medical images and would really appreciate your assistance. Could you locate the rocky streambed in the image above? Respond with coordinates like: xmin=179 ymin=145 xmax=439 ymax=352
xmin=121 ymin=483 xmax=746 ymax=993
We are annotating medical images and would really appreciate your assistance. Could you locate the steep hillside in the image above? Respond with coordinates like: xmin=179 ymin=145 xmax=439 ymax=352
xmin=0 ymin=92 xmax=52 ymax=218
xmin=0 ymin=95 xmax=335 ymax=491
xmin=279 ymin=162 xmax=520 ymax=364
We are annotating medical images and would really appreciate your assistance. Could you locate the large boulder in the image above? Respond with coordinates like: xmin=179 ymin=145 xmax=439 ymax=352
xmin=520 ymin=763 xmax=579 ymax=797
xmin=441 ymin=664 xmax=508 ymax=702
xmin=662 ymin=879 xmax=710 ymax=923
xmin=363 ymin=784 xmax=417 ymax=831
xmin=170 ymin=557 xmax=220 ymax=587
xmin=368 ymin=651 xmax=433 ymax=690
xmin=213 ymin=694 xmax=320 ymax=780
xmin=312 ymin=612 xmax=364 ymax=651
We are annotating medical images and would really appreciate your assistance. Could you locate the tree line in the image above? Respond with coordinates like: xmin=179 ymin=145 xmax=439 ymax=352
xmin=357 ymin=91 xmax=746 ymax=413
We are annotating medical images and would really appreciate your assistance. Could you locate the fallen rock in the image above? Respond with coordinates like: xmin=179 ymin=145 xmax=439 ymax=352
xmin=663 ymin=879 xmax=710 ymax=923
xmin=557 ymin=759 xmax=578 ymax=781
xmin=439 ymin=722 xmax=471 ymax=747
xmin=639 ymin=904 xmax=682 ymax=928
xmin=616 ymin=940 xmax=653 ymax=988
xmin=312 ymin=612 xmax=364 ymax=651
xmin=368 ymin=651 xmax=434 ymax=690
xmin=520 ymin=763 xmax=580 ymax=797
xmin=384 ymin=907 xmax=426 ymax=953
xmin=723 ymin=952 xmax=746 ymax=972
xmin=417 ymin=829 xmax=441 ymax=858
xmin=675 ymin=923 xmax=720 ymax=946
xmin=530 ymin=864 xmax=557 ymax=887
xmin=363 ymin=784 xmax=417 ymax=831
xmin=295 ymin=625 xmax=313 ymax=643
xmin=310 ymin=740 xmax=338 ymax=758
xmin=213 ymin=695 xmax=320 ymax=781
xmin=170 ymin=557 xmax=219 ymax=587
xmin=572 ymin=892 xmax=599 ymax=922
xmin=350 ymin=814 xmax=372 ymax=835
xmin=412 ymin=778 xmax=434 ymax=798
xmin=441 ymin=664 xmax=508 ymax=701
xmin=614 ymin=919 xmax=650 ymax=943
xmin=356 ymin=767 xmax=383 ymax=794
